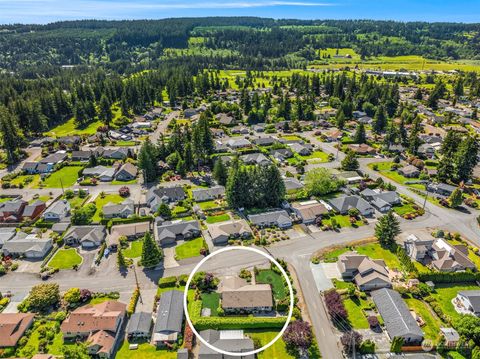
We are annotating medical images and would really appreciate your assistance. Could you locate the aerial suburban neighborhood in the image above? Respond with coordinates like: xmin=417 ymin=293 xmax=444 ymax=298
xmin=1 ymin=11 xmax=480 ymax=359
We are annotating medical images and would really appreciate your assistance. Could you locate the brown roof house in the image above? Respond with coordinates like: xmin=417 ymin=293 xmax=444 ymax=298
xmin=291 ymin=200 xmax=328 ymax=224
xmin=0 ymin=313 xmax=35 ymax=347
xmin=347 ymin=144 xmax=376 ymax=155
xmin=60 ymin=300 xmax=126 ymax=358
xmin=398 ymin=165 xmax=420 ymax=178
xmin=337 ymin=252 xmax=392 ymax=291
xmin=219 ymin=276 xmax=273 ymax=314
xmin=207 ymin=219 xmax=252 ymax=246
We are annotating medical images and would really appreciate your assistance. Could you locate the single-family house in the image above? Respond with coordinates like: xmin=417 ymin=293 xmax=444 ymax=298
xmin=39 ymin=151 xmax=68 ymax=165
xmin=288 ymin=143 xmax=312 ymax=156
xmin=220 ymin=276 xmax=273 ymax=313
xmin=63 ymin=225 xmax=106 ymax=248
xmin=2 ymin=233 xmax=52 ymax=259
xmin=270 ymin=148 xmax=293 ymax=162
xmin=22 ymin=200 xmax=46 ymax=220
xmin=192 ymin=186 xmax=225 ymax=202
xmin=198 ymin=329 xmax=254 ymax=359
xmin=371 ymin=288 xmax=424 ymax=344
xmin=226 ymin=138 xmax=252 ymax=149
xmin=440 ymin=328 xmax=460 ymax=348
xmin=208 ymin=219 xmax=252 ymax=245
xmin=337 ymin=252 xmax=392 ymax=291
xmin=152 ymin=290 xmax=184 ymax=346
xmin=216 ymin=113 xmax=236 ymax=126
xmin=72 ymin=150 xmax=95 ymax=162
xmin=426 ymin=183 xmax=457 ymax=197
xmin=0 ymin=228 xmax=16 ymax=248
xmin=253 ymin=137 xmax=277 ymax=146
xmin=455 ymin=290 xmax=480 ymax=316
xmin=240 ymin=153 xmax=270 ymax=166
xmin=83 ymin=166 xmax=117 ymax=182
xmin=0 ymin=313 xmax=35 ymax=347
xmin=247 ymin=210 xmax=292 ymax=229
xmin=291 ymin=200 xmax=328 ymax=224
xmin=0 ymin=199 xmax=27 ymax=222
xmin=102 ymin=199 xmax=135 ymax=219
xmin=323 ymin=130 xmax=343 ymax=142
xmin=360 ymin=189 xmax=401 ymax=213
xmin=43 ymin=199 xmax=71 ymax=222
xmin=115 ymin=163 xmax=138 ymax=181
xmin=156 ymin=220 xmax=201 ymax=246
xmin=418 ymin=144 xmax=435 ymax=158
xmin=61 ymin=301 xmax=126 ymax=359
xmin=146 ymin=186 xmax=186 ymax=212
xmin=347 ymin=144 xmax=376 ymax=155
xmin=398 ymin=165 xmax=420 ymax=178
xmin=127 ymin=312 xmax=152 ymax=340
xmin=283 ymin=178 xmax=304 ymax=192
xmin=328 ymin=196 xmax=374 ymax=216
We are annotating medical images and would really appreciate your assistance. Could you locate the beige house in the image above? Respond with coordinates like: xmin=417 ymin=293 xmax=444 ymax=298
xmin=219 ymin=276 xmax=273 ymax=313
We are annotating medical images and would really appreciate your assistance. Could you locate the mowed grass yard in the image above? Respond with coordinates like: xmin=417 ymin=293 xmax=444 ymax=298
xmin=431 ymin=283 xmax=480 ymax=322
xmin=201 ymin=292 xmax=220 ymax=316
xmin=245 ymin=330 xmax=295 ymax=359
xmin=405 ymin=297 xmax=443 ymax=342
xmin=322 ymin=214 xmax=363 ymax=228
xmin=256 ymin=269 xmax=286 ymax=300
xmin=45 ymin=118 xmax=103 ymax=137
xmin=16 ymin=320 xmax=65 ymax=357
xmin=116 ymin=341 xmax=176 ymax=359
xmin=48 ymin=248 xmax=83 ymax=269
xmin=206 ymin=213 xmax=230 ymax=224
xmin=91 ymin=193 xmax=124 ymax=222
xmin=175 ymin=237 xmax=207 ymax=260
xmin=299 ymin=150 xmax=330 ymax=163
xmin=42 ymin=166 xmax=83 ymax=188
xmin=123 ymin=240 xmax=143 ymax=258
xmin=343 ymin=297 xmax=370 ymax=329
xmin=368 ymin=161 xmax=425 ymax=190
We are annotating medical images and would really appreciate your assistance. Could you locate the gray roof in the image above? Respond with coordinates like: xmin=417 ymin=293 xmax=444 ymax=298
xmin=2 ymin=233 xmax=52 ymax=255
xmin=283 ymin=178 xmax=304 ymax=191
xmin=44 ymin=199 xmax=70 ymax=217
xmin=371 ymin=288 xmax=423 ymax=340
xmin=0 ymin=228 xmax=16 ymax=246
xmin=64 ymin=225 xmax=106 ymax=244
xmin=82 ymin=165 xmax=116 ymax=178
xmin=199 ymin=330 xmax=254 ymax=358
xmin=458 ymin=290 xmax=480 ymax=312
xmin=248 ymin=210 xmax=291 ymax=226
xmin=127 ymin=312 xmax=152 ymax=335
xmin=156 ymin=220 xmax=200 ymax=242
xmin=22 ymin=200 xmax=45 ymax=217
xmin=102 ymin=199 xmax=134 ymax=217
xmin=328 ymin=196 xmax=373 ymax=215
xmin=154 ymin=290 xmax=184 ymax=334
xmin=192 ymin=186 xmax=225 ymax=202
xmin=240 ymin=153 xmax=270 ymax=165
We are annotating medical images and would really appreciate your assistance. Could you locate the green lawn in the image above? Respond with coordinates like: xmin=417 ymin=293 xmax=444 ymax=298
xmin=9 ymin=174 xmax=41 ymax=188
xmin=30 ymin=195 xmax=51 ymax=204
xmin=0 ymin=197 xmax=13 ymax=203
xmin=322 ymin=247 xmax=349 ymax=262
xmin=323 ymin=214 xmax=363 ymax=228
xmin=245 ymin=330 xmax=294 ymax=359
xmin=281 ymin=135 xmax=303 ymax=141
xmin=206 ymin=213 xmax=230 ymax=224
xmin=116 ymin=340 xmax=177 ymax=359
xmin=405 ymin=297 xmax=443 ymax=342
xmin=368 ymin=161 xmax=425 ymax=190
xmin=46 ymin=118 xmax=103 ymax=137
xmin=92 ymin=193 xmax=124 ymax=222
xmin=123 ymin=240 xmax=143 ymax=258
xmin=256 ymin=269 xmax=287 ymax=300
xmin=355 ymin=243 xmax=402 ymax=270
xmin=111 ymin=179 xmax=137 ymax=185
xmin=197 ymin=200 xmax=222 ymax=210
xmin=201 ymin=292 xmax=220 ymax=316
xmin=115 ymin=140 xmax=138 ymax=146
xmin=48 ymin=248 xmax=83 ymax=269
xmin=42 ymin=166 xmax=83 ymax=188
xmin=175 ymin=237 xmax=207 ymax=260
xmin=344 ymin=297 xmax=370 ymax=329
xmin=431 ymin=283 xmax=480 ymax=322
xmin=299 ymin=150 xmax=329 ymax=163
xmin=392 ymin=203 xmax=417 ymax=216
xmin=66 ymin=195 xmax=89 ymax=209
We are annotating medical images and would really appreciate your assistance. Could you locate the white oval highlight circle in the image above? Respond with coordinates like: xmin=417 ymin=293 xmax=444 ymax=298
xmin=183 ymin=246 xmax=294 ymax=357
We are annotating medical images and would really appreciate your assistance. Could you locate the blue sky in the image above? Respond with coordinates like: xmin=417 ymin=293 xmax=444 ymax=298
xmin=0 ymin=0 xmax=479 ymax=24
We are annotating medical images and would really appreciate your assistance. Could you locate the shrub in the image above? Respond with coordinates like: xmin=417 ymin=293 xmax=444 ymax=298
xmin=127 ymin=288 xmax=140 ymax=316
xmin=159 ymin=276 xmax=177 ymax=288
xmin=367 ymin=316 xmax=379 ymax=328
xmin=360 ymin=339 xmax=375 ymax=354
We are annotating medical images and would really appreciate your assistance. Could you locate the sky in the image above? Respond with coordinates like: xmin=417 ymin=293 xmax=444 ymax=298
xmin=0 ymin=0 xmax=479 ymax=24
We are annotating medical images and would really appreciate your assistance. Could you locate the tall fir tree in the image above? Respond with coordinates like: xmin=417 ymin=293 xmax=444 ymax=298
xmin=141 ymin=232 xmax=163 ymax=268
xmin=375 ymin=211 xmax=401 ymax=248
xmin=353 ymin=122 xmax=366 ymax=144
xmin=213 ymin=158 xmax=228 ymax=186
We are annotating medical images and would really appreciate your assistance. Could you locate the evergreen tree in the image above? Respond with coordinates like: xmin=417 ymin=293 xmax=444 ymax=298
xmin=341 ymin=151 xmax=359 ymax=171
xmin=454 ymin=136 xmax=479 ymax=182
xmin=0 ymin=106 xmax=22 ymax=163
xmin=353 ymin=122 xmax=366 ymax=144
xmin=259 ymin=164 xmax=286 ymax=207
xmin=141 ymin=232 xmax=163 ymax=268
xmin=157 ymin=203 xmax=172 ymax=219
xmin=117 ymin=250 xmax=127 ymax=270
xmin=176 ymin=159 xmax=187 ymax=177
xmin=213 ymin=158 xmax=228 ymax=186
xmin=138 ymin=138 xmax=157 ymax=182
xmin=336 ymin=109 xmax=346 ymax=129
xmin=375 ymin=211 xmax=401 ymax=248
xmin=99 ymin=94 xmax=113 ymax=127
xmin=373 ymin=105 xmax=387 ymax=133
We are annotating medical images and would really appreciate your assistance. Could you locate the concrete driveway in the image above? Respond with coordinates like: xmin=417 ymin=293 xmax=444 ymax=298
xmin=310 ymin=262 xmax=335 ymax=292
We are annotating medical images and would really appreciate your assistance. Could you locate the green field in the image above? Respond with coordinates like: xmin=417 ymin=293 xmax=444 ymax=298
xmin=198 ymin=200 xmax=223 ymax=210
xmin=42 ymin=166 xmax=83 ymax=188
xmin=116 ymin=341 xmax=176 ymax=359
xmin=123 ymin=240 xmax=143 ymax=258
xmin=245 ymin=330 xmax=294 ymax=359
xmin=46 ymin=118 xmax=103 ymax=137
xmin=48 ymin=248 xmax=83 ymax=269
xmin=92 ymin=193 xmax=124 ymax=222
xmin=299 ymin=150 xmax=330 ymax=163
xmin=344 ymin=297 xmax=370 ymax=329
xmin=355 ymin=243 xmax=402 ymax=270
xmin=256 ymin=269 xmax=287 ymax=300
xmin=201 ymin=292 xmax=220 ymax=316
xmin=175 ymin=237 xmax=207 ymax=260
xmin=322 ymin=214 xmax=363 ymax=228
xmin=431 ymin=283 xmax=480 ymax=322
xmin=206 ymin=213 xmax=230 ymax=224
xmin=405 ymin=297 xmax=443 ymax=342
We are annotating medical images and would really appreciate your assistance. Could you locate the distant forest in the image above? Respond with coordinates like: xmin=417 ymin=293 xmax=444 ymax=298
xmin=0 ymin=18 xmax=480 ymax=75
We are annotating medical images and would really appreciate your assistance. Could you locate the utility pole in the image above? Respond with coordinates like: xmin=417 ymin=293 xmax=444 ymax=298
xmin=422 ymin=180 xmax=430 ymax=211
xmin=60 ymin=178 xmax=64 ymax=195
xmin=131 ymin=264 xmax=143 ymax=304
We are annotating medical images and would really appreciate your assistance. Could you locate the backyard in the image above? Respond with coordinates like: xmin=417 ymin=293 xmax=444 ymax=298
xmin=322 ymin=214 xmax=363 ymax=228
xmin=299 ymin=150 xmax=330 ymax=163
xmin=175 ymin=237 xmax=207 ymax=260
xmin=256 ymin=269 xmax=287 ymax=300
xmin=45 ymin=118 xmax=103 ymax=137
xmin=245 ymin=330 xmax=295 ymax=359
xmin=205 ymin=213 xmax=230 ymax=224
xmin=116 ymin=340 xmax=176 ymax=359
xmin=404 ymin=296 xmax=443 ymax=342
xmin=48 ymin=248 xmax=83 ymax=270
xmin=41 ymin=166 xmax=83 ymax=188
xmin=16 ymin=320 xmax=65 ymax=357
xmin=123 ymin=240 xmax=143 ymax=259
xmin=431 ymin=283 xmax=480 ymax=322
xmin=201 ymin=292 xmax=220 ymax=316
xmin=91 ymin=193 xmax=124 ymax=222
xmin=343 ymin=297 xmax=370 ymax=329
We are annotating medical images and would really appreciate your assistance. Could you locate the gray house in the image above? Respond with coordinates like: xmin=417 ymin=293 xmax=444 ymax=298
xmin=240 ymin=153 xmax=270 ymax=166
xmin=156 ymin=220 xmax=201 ymax=246
xmin=102 ymin=199 xmax=135 ymax=219
xmin=43 ymin=199 xmax=71 ymax=222
xmin=0 ymin=228 xmax=16 ymax=248
xmin=192 ymin=186 xmax=225 ymax=202
xmin=2 ymin=233 xmax=52 ymax=259
xmin=64 ymin=226 xmax=106 ymax=248
xmin=115 ymin=163 xmax=138 ymax=181
xmin=152 ymin=290 xmax=184 ymax=346
xmin=199 ymin=329 xmax=254 ymax=359
xmin=455 ymin=290 xmax=480 ymax=316
xmin=247 ymin=210 xmax=292 ymax=229
xmin=360 ymin=189 xmax=401 ymax=213
xmin=371 ymin=288 xmax=424 ymax=344
xmin=328 ymin=196 xmax=374 ymax=216
xmin=147 ymin=186 xmax=186 ymax=212
xmin=127 ymin=312 xmax=152 ymax=339
xmin=208 ymin=219 xmax=252 ymax=245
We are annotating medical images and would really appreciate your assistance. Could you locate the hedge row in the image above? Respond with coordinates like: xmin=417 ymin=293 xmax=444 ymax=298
xmin=418 ymin=271 xmax=480 ymax=283
xmin=193 ymin=315 xmax=288 ymax=331
xmin=159 ymin=276 xmax=178 ymax=288
xmin=102 ymin=216 xmax=153 ymax=226
xmin=127 ymin=288 xmax=140 ymax=317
